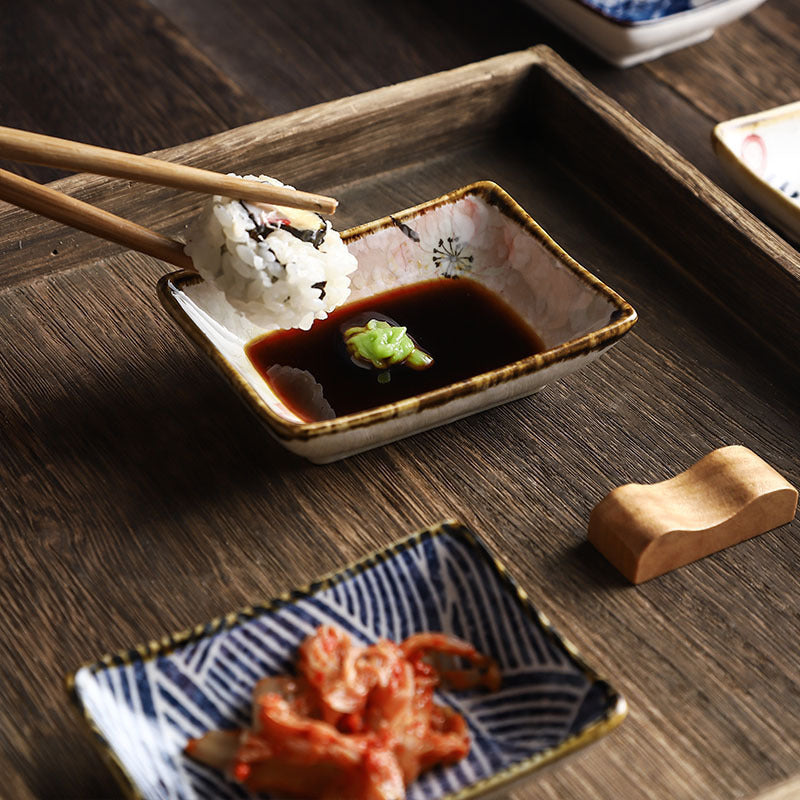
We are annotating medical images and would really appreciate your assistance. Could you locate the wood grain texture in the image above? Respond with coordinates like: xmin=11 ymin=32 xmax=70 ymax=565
xmin=148 ymin=0 xmax=579 ymax=114
xmin=0 ymin=50 xmax=538 ymax=292
xmin=0 ymin=167 xmax=192 ymax=270
xmin=645 ymin=1 xmax=800 ymax=122
xmin=1 ymin=1 xmax=799 ymax=798
xmin=531 ymin=52 xmax=800 ymax=370
xmin=1 ymin=49 xmax=800 ymax=800
xmin=3 ymin=0 xmax=797 ymax=239
xmin=638 ymin=0 xmax=800 ymax=235
xmin=0 ymin=0 xmax=267 ymax=183
xmin=146 ymin=0 xmax=800 ymax=243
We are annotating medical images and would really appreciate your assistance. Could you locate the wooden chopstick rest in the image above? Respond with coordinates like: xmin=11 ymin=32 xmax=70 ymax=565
xmin=588 ymin=446 xmax=798 ymax=584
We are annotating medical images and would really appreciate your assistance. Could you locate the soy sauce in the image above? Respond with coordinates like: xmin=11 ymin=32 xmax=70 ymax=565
xmin=245 ymin=278 xmax=545 ymax=421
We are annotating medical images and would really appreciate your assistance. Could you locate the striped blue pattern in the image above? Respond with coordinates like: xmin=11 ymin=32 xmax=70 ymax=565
xmin=72 ymin=525 xmax=619 ymax=800
xmin=580 ymin=0 xmax=713 ymax=22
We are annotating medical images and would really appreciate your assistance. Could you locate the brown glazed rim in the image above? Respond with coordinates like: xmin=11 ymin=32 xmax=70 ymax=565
xmin=157 ymin=180 xmax=637 ymax=442
xmin=66 ymin=519 xmax=628 ymax=800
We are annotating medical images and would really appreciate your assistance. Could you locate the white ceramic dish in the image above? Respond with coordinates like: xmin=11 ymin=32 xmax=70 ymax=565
xmin=529 ymin=0 xmax=767 ymax=68
xmin=713 ymin=100 xmax=800 ymax=243
xmin=158 ymin=181 xmax=636 ymax=463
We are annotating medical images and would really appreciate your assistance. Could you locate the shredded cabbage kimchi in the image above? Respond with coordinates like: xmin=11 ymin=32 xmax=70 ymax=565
xmin=185 ymin=626 xmax=501 ymax=799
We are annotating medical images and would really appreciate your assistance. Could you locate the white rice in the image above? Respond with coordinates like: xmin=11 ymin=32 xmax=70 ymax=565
xmin=184 ymin=175 xmax=357 ymax=331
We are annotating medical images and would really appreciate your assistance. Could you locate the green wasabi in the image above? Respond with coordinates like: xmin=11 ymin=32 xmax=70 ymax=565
xmin=344 ymin=319 xmax=433 ymax=374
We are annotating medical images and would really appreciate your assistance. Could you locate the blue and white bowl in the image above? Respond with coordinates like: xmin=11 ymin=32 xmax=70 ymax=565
xmin=529 ymin=0 xmax=767 ymax=67
xmin=67 ymin=520 xmax=626 ymax=800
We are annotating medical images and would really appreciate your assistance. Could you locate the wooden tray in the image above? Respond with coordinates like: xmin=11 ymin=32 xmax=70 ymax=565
xmin=1 ymin=47 xmax=798 ymax=800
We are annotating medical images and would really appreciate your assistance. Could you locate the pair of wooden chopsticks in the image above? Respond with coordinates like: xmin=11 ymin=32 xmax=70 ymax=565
xmin=0 ymin=126 xmax=338 ymax=270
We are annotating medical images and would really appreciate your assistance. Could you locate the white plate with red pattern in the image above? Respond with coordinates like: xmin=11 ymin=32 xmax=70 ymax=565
xmin=713 ymin=101 xmax=800 ymax=244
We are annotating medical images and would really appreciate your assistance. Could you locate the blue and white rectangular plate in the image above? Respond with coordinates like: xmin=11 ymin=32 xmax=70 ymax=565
xmin=67 ymin=521 xmax=626 ymax=800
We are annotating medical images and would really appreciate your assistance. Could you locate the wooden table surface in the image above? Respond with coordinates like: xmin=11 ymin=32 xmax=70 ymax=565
xmin=1 ymin=2 xmax=799 ymax=799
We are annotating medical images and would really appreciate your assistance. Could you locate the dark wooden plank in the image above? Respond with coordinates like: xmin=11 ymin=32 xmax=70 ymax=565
xmin=2 ymin=142 xmax=799 ymax=800
xmin=531 ymin=51 xmax=800 ymax=371
xmin=0 ymin=51 xmax=799 ymax=800
xmin=638 ymin=0 xmax=800 ymax=239
xmin=3 ymin=0 xmax=791 ymax=252
xmin=148 ymin=0 xmax=593 ymax=113
xmin=0 ymin=51 xmax=539 ymax=292
xmin=745 ymin=0 xmax=800 ymax=51
xmin=2 ymin=47 xmax=796 ymax=364
xmin=0 ymin=0 xmax=268 ymax=183
xmin=645 ymin=0 xmax=800 ymax=122
xmin=145 ymin=0 xmax=798 ymax=219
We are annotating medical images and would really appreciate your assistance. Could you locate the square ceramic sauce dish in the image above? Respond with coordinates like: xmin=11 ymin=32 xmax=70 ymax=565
xmin=713 ymin=101 xmax=800 ymax=243
xmin=530 ymin=0 xmax=766 ymax=67
xmin=67 ymin=520 xmax=627 ymax=800
xmin=158 ymin=181 xmax=636 ymax=463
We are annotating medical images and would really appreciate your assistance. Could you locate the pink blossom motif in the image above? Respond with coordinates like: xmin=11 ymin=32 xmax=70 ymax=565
xmin=740 ymin=133 xmax=767 ymax=175
xmin=347 ymin=192 xmax=618 ymax=351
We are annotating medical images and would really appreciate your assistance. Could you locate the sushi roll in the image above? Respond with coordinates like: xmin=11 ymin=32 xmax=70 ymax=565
xmin=184 ymin=175 xmax=357 ymax=331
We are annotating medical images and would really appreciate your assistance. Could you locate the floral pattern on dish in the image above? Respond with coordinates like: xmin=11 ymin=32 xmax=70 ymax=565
xmin=347 ymin=189 xmax=618 ymax=352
